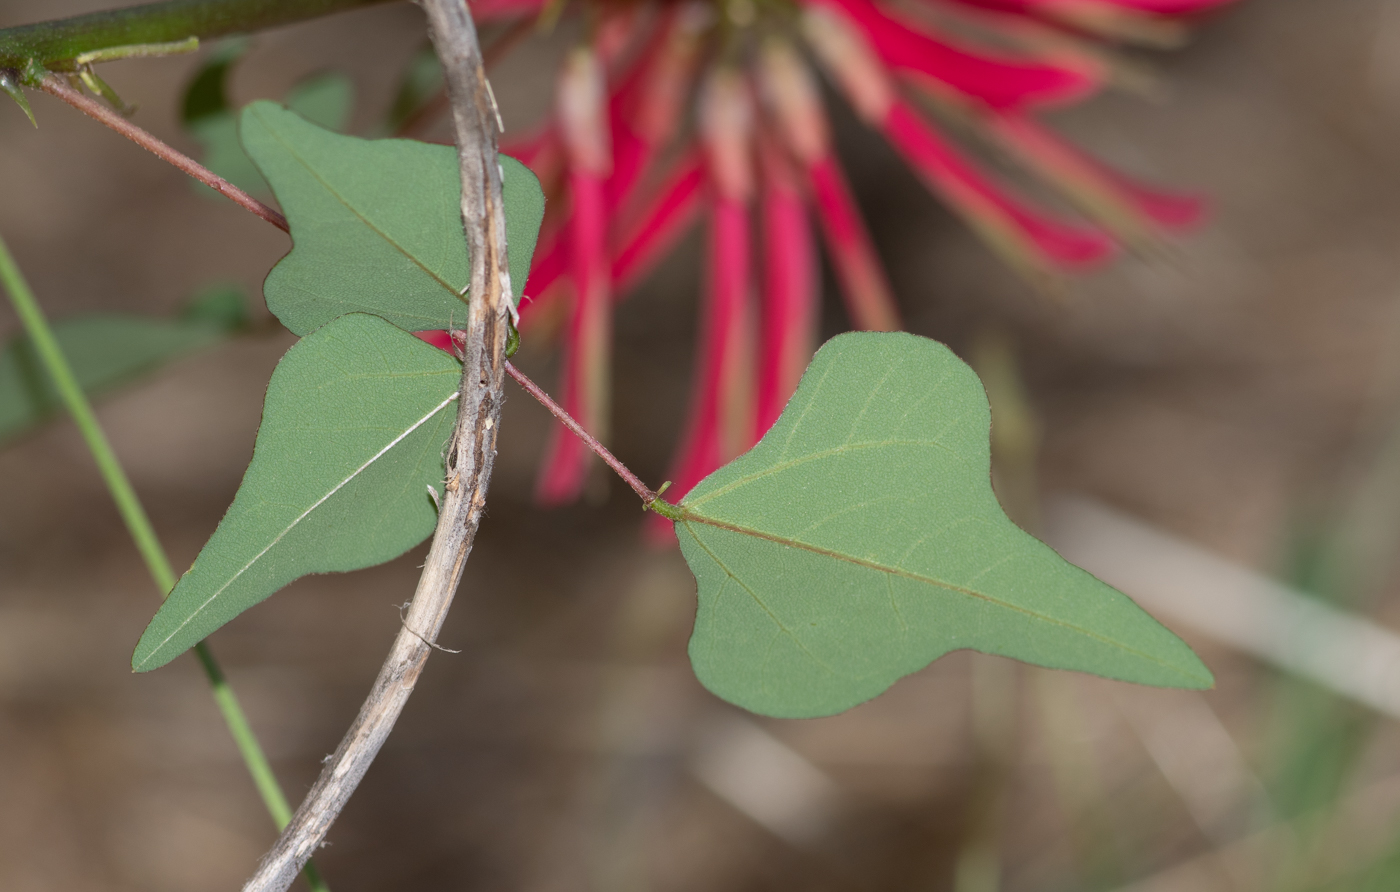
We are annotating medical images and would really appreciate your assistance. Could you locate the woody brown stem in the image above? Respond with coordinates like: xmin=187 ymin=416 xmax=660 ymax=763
xmin=238 ymin=1 xmax=512 ymax=889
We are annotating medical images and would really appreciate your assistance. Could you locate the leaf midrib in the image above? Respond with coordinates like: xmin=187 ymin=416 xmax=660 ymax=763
xmin=134 ymin=389 xmax=459 ymax=668
xmin=684 ymin=437 xmax=962 ymax=509
xmin=676 ymin=508 xmax=1206 ymax=684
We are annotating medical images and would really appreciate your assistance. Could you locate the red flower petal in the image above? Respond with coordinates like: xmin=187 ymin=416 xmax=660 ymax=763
xmin=535 ymin=168 xmax=613 ymax=504
xmin=953 ymin=0 xmax=1233 ymax=13
xmin=881 ymin=100 xmax=1115 ymax=272
xmin=990 ymin=113 xmax=1205 ymax=236
xmin=537 ymin=50 xmax=615 ymax=505
xmin=755 ymin=37 xmax=902 ymax=331
xmin=757 ymin=136 xmax=818 ymax=438
xmin=413 ymin=329 xmax=455 ymax=352
xmin=612 ymin=148 xmax=707 ymax=294
xmin=661 ymin=70 xmax=759 ymax=521
xmin=467 ymin=0 xmax=548 ymax=23
xmin=663 ymin=194 xmax=756 ymax=511
xmin=807 ymin=155 xmax=902 ymax=331
xmin=806 ymin=0 xmax=1099 ymax=109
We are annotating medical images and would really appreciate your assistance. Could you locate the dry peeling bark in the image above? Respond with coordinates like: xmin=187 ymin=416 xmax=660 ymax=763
xmin=239 ymin=1 xmax=514 ymax=889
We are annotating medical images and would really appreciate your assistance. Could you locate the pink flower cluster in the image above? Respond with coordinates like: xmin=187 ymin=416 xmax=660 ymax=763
xmin=457 ymin=0 xmax=1232 ymax=521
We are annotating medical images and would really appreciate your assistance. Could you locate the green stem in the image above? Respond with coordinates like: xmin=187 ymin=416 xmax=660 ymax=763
xmin=0 ymin=233 xmax=329 ymax=892
xmin=0 ymin=0 xmax=396 ymax=71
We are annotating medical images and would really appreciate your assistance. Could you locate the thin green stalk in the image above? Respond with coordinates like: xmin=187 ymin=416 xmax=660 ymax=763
xmin=0 ymin=232 xmax=328 ymax=892
xmin=0 ymin=0 xmax=396 ymax=71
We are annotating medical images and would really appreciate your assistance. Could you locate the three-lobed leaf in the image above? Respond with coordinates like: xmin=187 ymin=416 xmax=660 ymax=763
xmin=673 ymin=332 xmax=1212 ymax=718
xmin=241 ymin=101 xmax=545 ymax=336
xmin=132 ymin=313 xmax=461 ymax=672
xmin=0 ymin=286 xmax=248 ymax=444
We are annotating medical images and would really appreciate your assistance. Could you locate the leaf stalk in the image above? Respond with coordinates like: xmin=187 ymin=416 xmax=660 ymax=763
xmin=503 ymin=359 xmax=676 ymax=511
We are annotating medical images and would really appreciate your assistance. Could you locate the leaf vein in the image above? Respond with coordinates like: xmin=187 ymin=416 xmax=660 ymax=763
xmin=135 ymin=390 xmax=459 ymax=667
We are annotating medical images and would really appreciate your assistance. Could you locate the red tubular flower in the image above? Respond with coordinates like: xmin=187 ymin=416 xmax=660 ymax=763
xmin=812 ymin=0 xmax=1100 ymax=109
xmin=756 ymin=132 xmax=817 ymax=438
xmin=663 ymin=69 xmax=758 ymax=515
xmin=440 ymin=0 xmax=1233 ymax=515
xmin=607 ymin=4 xmax=708 ymax=213
xmin=756 ymin=37 xmax=902 ymax=332
xmin=948 ymin=0 xmax=1233 ymax=45
xmin=536 ymin=48 xmax=613 ymax=504
xmin=987 ymin=112 xmax=1204 ymax=243
xmin=804 ymin=5 xmax=1114 ymax=282
xmin=883 ymin=100 xmax=1115 ymax=270
xmin=469 ymin=0 xmax=548 ymax=23
xmin=806 ymin=156 xmax=903 ymax=330
xmin=611 ymin=148 xmax=706 ymax=294
xmin=955 ymin=0 xmax=1233 ymax=13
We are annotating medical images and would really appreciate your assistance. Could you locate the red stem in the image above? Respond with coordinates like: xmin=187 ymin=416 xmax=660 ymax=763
xmin=39 ymin=74 xmax=290 ymax=233
xmin=505 ymin=360 xmax=659 ymax=506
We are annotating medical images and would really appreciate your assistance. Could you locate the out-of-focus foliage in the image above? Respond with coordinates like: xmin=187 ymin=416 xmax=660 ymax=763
xmin=0 ymin=284 xmax=248 ymax=444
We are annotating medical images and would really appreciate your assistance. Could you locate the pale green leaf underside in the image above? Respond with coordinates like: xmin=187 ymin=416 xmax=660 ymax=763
xmin=676 ymin=332 xmax=1212 ymax=718
xmin=241 ymin=100 xmax=545 ymax=336
xmin=0 ymin=290 xmax=244 ymax=444
xmin=132 ymin=313 xmax=460 ymax=671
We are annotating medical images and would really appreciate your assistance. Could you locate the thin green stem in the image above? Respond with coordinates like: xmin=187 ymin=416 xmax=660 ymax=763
xmin=0 ymin=0 xmax=396 ymax=71
xmin=0 ymin=232 xmax=328 ymax=892
xmin=0 ymin=240 xmax=174 ymax=591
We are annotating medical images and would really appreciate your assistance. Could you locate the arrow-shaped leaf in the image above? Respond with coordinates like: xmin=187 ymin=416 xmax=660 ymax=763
xmin=672 ymin=332 xmax=1211 ymax=718
xmin=240 ymin=100 xmax=545 ymax=336
xmin=133 ymin=313 xmax=460 ymax=672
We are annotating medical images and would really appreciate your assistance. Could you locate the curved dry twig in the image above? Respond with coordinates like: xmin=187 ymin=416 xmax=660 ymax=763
xmin=239 ymin=1 xmax=514 ymax=889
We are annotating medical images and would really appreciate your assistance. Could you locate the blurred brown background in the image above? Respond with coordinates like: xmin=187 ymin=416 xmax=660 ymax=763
xmin=4 ymin=1 xmax=1400 ymax=890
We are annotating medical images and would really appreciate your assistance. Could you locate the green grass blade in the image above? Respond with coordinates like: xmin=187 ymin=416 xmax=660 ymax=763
xmin=0 ymin=234 xmax=329 ymax=891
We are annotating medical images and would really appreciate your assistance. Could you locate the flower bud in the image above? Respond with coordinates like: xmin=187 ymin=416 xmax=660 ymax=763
xmin=801 ymin=5 xmax=896 ymax=125
xmin=556 ymin=47 xmax=612 ymax=176
xmin=699 ymin=67 xmax=755 ymax=202
xmin=755 ymin=38 xmax=831 ymax=166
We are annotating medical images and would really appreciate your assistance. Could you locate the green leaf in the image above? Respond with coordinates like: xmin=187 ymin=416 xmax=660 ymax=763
xmin=182 ymin=42 xmax=354 ymax=196
xmin=382 ymin=46 xmax=442 ymax=135
xmin=283 ymin=72 xmax=355 ymax=133
xmin=0 ymin=285 xmax=248 ymax=444
xmin=672 ymin=332 xmax=1212 ymax=718
xmin=132 ymin=313 xmax=460 ymax=672
xmin=240 ymin=100 xmax=545 ymax=335
xmin=181 ymin=39 xmax=247 ymax=125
